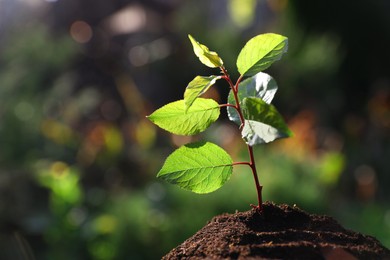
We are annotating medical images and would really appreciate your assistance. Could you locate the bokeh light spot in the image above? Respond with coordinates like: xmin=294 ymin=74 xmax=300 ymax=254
xmin=14 ymin=101 xmax=35 ymax=121
xmin=104 ymin=5 xmax=146 ymax=35
xmin=354 ymin=165 xmax=377 ymax=201
xmin=93 ymin=214 xmax=118 ymax=234
xmin=228 ymin=0 xmax=257 ymax=28
xmin=129 ymin=45 xmax=149 ymax=66
xmin=70 ymin=20 xmax=93 ymax=44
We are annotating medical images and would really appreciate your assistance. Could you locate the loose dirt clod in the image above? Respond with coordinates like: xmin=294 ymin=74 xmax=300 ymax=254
xmin=162 ymin=202 xmax=390 ymax=259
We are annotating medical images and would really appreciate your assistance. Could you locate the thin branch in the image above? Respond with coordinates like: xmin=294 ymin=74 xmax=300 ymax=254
xmin=219 ymin=103 xmax=237 ymax=109
xmin=220 ymin=66 xmax=235 ymax=90
xmin=232 ymin=161 xmax=251 ymax=166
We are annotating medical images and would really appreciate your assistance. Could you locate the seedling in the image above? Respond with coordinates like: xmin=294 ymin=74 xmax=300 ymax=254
xmin=147 ymin=33 xmax=292 ymax=210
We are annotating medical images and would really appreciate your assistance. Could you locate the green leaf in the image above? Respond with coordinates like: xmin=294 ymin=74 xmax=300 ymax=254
xmin=184 ymin=75 xmax=222 ymax=110
xmin=227 ymin=72 xmax=278 ymax=125
xmin=157 ymin=141 xmax=233 ymax=193
xmin=241 ymin=97 xmax=292 ymax=145
xmin=189 ymin=34 xmax=224 ymax=68
xmin=237 ymin=33 xmax=288 ymax=77
xmin=147 ymin=98 xmax=220 ymax=135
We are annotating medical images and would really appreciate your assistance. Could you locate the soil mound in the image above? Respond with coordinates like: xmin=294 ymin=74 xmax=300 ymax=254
xmin=163 ymin=202 xmax=390 ymax=259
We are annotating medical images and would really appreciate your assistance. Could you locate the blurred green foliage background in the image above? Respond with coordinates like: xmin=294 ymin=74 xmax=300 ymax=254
xmin=0 ymin=0 xmax=389 ymax=259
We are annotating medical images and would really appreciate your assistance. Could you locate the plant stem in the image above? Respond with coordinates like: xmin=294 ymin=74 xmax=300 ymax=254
xmin=220 ymin=66 xmax=263 ymax=211
xmin=232 ymin=161 xmax=251 ymax=166
xmin=221 ymin=67 xmax=245 ymax=130
xmin=232 ymin=76 xmax=245 ymax=130
xmin=218 ymin=103 xmax=237 ymax=109
xmin=247 ymin=145 xmax=263 ymax=210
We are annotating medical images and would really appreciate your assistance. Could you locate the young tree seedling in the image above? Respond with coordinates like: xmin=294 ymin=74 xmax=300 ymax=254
xmin=147 ymin=33 xmax=292 ymax=211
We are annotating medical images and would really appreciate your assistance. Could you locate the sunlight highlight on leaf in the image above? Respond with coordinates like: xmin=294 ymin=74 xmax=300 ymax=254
xmin=237 ymin=33 xmax=288 ymax=76
xmin=147 ymin=98 xmax=220 ymax=135
xmin=241 ymin=97 xmax=292 ymax=145
xmin=189 ymin=35 xmax=224 ymax=68
xmin=157 ymin=141 xmax=233 ymax=193
xmin=227 ymin=72 xmax=278 ymax=125
xmin=184 ymin=75 xmax=222 ymax=110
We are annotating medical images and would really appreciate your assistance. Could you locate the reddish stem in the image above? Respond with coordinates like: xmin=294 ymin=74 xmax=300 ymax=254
xmin=219 ymin=103 xmax=237 ymax=109
xmin=232 ymin=161 xmax=251 ymax=166
xmin=247 ymin=145 xmax=263 ymax=211
xmin=220 ymin=66 xmax=263 ymax=211
xmin=221 ymin=68 xmax=245 ymax=130
xmin=231 ymin=76 xmax=245 ymax=130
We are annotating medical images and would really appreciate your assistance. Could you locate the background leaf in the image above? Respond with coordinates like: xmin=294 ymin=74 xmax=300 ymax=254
xmin=227 ymin=72 xmax=278 ymax=125
xmin=147 ymin=98 xmax=220 ymax=135
xmin=188 ymin=34 xmax=224 ymax=68
xmin=241 ymin=97 xmax=292 ymax=145
xmin=157 ymin=141 xmax=233 ymax=193
xmin=237 ymin=33 xmax=288 ymax=77
xmin=184 ymin=75 xmax=222 ymax=109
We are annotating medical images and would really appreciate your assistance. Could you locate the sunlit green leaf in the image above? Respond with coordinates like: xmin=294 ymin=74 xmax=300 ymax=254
xmin=237 ymin=33 xmax=288 ymax=76
xmin=147 ymin=98 xmax=220 ymax=135
xmin=227 ymin=72 xmax=278 ymax=125
xmin=157 ymin=141 xmax=233 ymax=193
xmin=184 ymin=75 xmax=222 ymax=110
xmin=241 ymin=97 xmax=292 ymax=145
xmin=189 ymin=34 xmax=224 ymax=68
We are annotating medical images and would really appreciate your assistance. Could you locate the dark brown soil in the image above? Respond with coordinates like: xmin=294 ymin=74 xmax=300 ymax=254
xmin=163 ymin=202 xmax=390 ymax=259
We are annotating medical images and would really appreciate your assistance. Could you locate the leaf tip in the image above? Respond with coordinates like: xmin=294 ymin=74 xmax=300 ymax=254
xmin=156 ymin=170 xmax=163 ymax=178
xmin=146 ymin=114 xmax=153 ymax=121
xmin=188 ymin=34 xmax=196 ymax=45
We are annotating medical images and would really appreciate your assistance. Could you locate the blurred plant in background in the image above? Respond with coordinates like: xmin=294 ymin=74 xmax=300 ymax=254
xmin=0 ymin=0 xmax=389 ymax=259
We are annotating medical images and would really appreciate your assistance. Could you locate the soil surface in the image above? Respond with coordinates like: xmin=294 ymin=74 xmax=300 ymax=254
xmin=163 ymin=202 xmax=390 ymax=259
